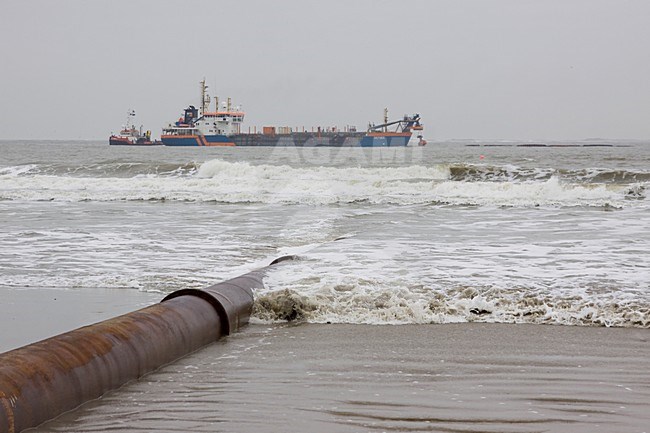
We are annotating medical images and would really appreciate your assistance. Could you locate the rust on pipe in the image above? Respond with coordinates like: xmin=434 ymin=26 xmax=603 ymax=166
xmin=0 ymin=262 xmax=283 ymax=433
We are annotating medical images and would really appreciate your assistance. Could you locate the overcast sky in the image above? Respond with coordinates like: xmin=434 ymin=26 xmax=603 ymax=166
xmin=1 ymin=0 xmax=649 ymax=140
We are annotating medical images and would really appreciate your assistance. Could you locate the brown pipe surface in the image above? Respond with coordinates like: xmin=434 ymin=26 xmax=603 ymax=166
xmin=0 ymin=266 xmax=271 ymax=433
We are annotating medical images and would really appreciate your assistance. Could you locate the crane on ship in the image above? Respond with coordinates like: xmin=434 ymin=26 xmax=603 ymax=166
xmin=367 ymin=108 xmax=423 ymax=133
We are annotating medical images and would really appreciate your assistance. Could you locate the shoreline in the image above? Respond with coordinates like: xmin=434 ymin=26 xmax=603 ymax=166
xmin=2 ymin=286 xmax=648 ymax=353
xmin=27 ymin=321 xmax=650 ymax=433
xmin=1 ymin=288 xmax=648 ymax=432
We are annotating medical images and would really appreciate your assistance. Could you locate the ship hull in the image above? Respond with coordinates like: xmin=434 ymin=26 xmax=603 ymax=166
xmin=161 ymin=132 xmax=411 ymax=147
xmin=109 ymin=136 xmax=161 ymax=146
xmin=161 ymin=134 xmax=235 ymax=146
xmin=360 ymin=133 xmax=411 ymax=147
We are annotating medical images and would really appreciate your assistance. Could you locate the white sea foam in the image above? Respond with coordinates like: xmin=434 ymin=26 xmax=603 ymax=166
xmin=257 ymin=259 xmax=650 ymax=328
xmin=253 ymin=209 xmax=650 ymax=328
xmin=0 ymin=159 xmax=644 ymax=208
xmin=3 ymin=144 xmax=649 ymax=330
xmin=0 ymin=164 xmax=40 ymax=176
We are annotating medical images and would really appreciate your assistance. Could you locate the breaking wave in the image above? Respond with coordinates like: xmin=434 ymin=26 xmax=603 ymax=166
xmin=0 ymin=161 xmax=200 ymax=178
xmin=1 ymin=159 xmax=647 ymax=207
xmin=254 ymin=276 xmax=650 ymax=328
xmin=449 ymin=164 xmax=650 ymax=184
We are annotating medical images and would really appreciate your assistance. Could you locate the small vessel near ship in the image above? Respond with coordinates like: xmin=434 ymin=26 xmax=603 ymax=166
xmin=109 ymin=110 xmax=161 ymax=146
xmin=160 ymin=80 xmax=426 ymax=147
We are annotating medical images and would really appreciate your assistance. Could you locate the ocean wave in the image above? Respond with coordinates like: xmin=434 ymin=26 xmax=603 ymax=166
xmin=0 ymin=164 xmax=41 ymax=176
xmin=448 ymin=164 xmax=553 ymax=182
xmin=1 ymin=159 xmax=646 ymax=207
xmin=449 ymin=164 xmax=650 ymax=184
xmin=0 ymin=161 xmax=200 ymax=178
xmin=254 ymin=280 xmax=650 ymax=328
xmin=255 ymin=233 xmax=650 ymax=328
xmin=561 ymin=168 xmax=650 ymax=184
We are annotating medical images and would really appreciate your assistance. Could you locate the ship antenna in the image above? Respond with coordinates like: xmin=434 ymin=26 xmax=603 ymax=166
xmin=126 ymin=109 xmax=135 ymax=130
xmin=200 ymin=78 xmax=209 ymax=114
xmin=384 ymin=108 xmax=388 ymax=132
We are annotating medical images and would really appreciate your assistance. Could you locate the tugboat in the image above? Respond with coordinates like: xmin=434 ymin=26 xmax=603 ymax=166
xmin=109 ymin=110 xmax=161 ymax=145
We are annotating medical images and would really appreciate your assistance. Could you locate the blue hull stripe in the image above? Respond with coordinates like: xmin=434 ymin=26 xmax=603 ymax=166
xmin=162 ymin=135 xmax=231 ymax=146
xmin=162 ymin=134 xmax=411 ymax=147
xmin=360 ymin=136 xmax=410 ymax=147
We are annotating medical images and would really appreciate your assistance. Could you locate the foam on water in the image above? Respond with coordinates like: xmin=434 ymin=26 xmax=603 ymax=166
xmin=1 ymin=159 xmax=646 ymax=208
xmin=256 ymin=252 xmax=650 ymax=328
xmin=253 ymin=204 xmax=650 ymax=328
xmin=2 ymin=145 xmax=648 ymax=328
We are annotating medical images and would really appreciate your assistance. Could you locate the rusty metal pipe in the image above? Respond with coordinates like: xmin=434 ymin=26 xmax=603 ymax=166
xmin=0 ymin=261 xmax=283 ymax=433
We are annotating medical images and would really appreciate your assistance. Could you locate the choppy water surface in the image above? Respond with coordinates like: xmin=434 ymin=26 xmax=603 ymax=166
xmin=1 ymin=140 xmax=649 ymax=327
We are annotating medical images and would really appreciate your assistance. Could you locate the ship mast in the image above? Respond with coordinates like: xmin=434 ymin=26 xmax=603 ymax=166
xmin=125 ymin=109 xmax=135 ymax=130
xmin=200 ymin=78 xmax=210 ymax=114
xmin=383 ymin=108 xmax=388 ymax=132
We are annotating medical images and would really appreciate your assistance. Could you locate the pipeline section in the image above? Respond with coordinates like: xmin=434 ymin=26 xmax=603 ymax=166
xmin=0 ymin=260 xmax=284 ymax=433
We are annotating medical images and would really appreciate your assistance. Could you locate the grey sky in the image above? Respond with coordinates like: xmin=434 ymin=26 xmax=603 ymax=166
xmin=1 ymin=0 xmax=649 ymax=140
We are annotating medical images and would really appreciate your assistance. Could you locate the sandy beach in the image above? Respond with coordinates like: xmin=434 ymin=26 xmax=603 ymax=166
xmin=1 ymin=288 xmax=648 ymax=433
xmin=0 ymin=288 xmax=161 ymax=353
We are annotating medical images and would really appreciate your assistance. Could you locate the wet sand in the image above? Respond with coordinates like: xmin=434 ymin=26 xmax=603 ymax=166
xmin=2 ymin=289 xmax=649 ymax=433
xmin=0 ymin=288 xmax=161 ymax=352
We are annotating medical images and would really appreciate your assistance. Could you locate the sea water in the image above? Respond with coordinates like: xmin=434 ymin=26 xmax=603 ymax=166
xmin=1 ymin=140 xmax=649 ymax=328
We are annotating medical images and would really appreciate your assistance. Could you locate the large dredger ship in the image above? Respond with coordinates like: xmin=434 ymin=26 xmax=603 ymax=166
xmin=160 ymin=80 xmax=425 ymax=147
